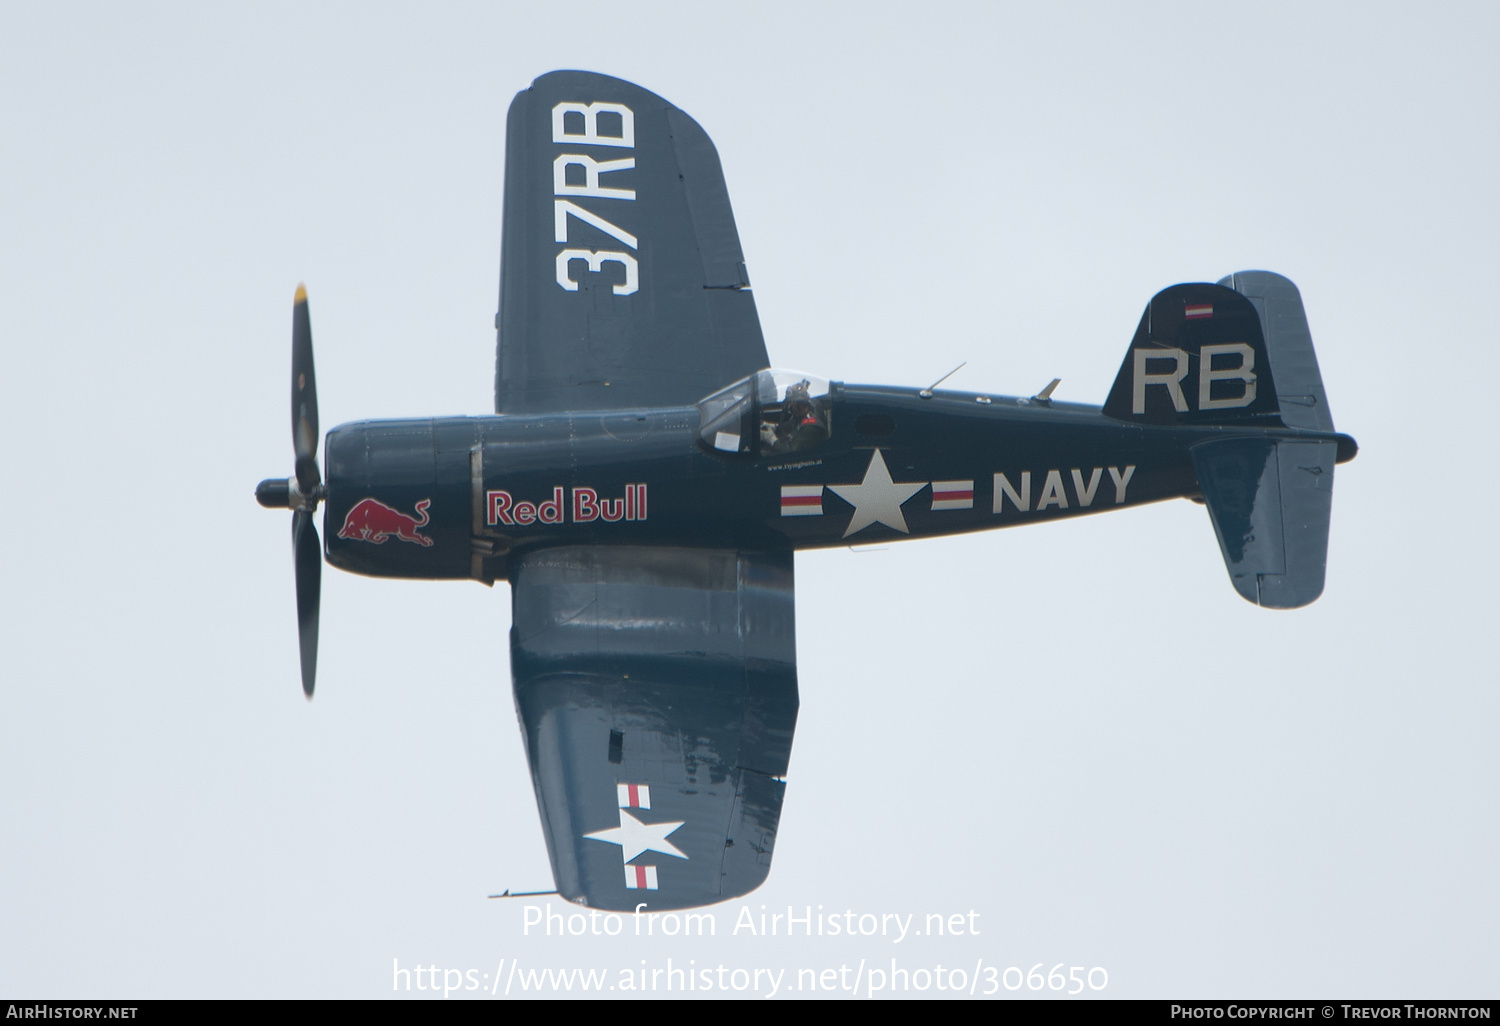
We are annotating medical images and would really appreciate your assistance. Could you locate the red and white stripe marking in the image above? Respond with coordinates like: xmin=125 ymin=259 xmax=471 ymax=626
xmin=616 ymin=783 xmax=651 ymax=809
xmin=780 ymin=484 xmax=823 ymax=517
xmin=625 ymin=865 xmax=659 ymax=890
xmin=1184 ymin=303 xmax=1213 ymax=320
xmin=930 ymin=480 xmax=974 ymax=511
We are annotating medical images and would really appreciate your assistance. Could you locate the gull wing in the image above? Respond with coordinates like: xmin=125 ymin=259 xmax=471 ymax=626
xmin=495 ymin=71 xmax=769 ymax=414
xmin=509 ymin=546 xmax=797 ymax=910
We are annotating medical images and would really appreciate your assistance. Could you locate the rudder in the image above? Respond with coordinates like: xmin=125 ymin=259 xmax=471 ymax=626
xmin=1216 ymin=271 xmax=1333 ymax=431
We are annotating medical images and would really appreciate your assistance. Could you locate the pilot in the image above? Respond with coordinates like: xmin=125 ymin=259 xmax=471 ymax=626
xmin=775 ymin=380 xmax=828 ymax=452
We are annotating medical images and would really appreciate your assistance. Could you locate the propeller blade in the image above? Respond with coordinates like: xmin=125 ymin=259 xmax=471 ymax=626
xmin=292 ymin=284 xmax=321 ymax=494
xmin=293 ymin=509 xmax=322 ymax=698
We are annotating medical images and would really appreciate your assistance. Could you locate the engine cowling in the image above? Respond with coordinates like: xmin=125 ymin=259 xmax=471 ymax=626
xmin=323 ymin=418 xmax=476 ymax=580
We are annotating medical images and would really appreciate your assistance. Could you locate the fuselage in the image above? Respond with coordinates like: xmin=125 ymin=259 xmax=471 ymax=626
xmin=322 ymin=381 xmax=1354 ymax=584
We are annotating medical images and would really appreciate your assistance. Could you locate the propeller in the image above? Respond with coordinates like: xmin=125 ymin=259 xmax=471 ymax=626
xmin=256 ymin=284 xmax=327 ymax=698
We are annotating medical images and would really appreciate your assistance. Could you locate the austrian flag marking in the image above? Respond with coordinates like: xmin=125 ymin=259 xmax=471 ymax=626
xmin=780 ymin=484 xmax=824 ymax=517
xmin=616 ymin=783 xmax=651 ymax=809
xmin=1185 ymin=303 xmax=1213 ymax=320
xmin=930 ymin=480 xmax=974 ymax=511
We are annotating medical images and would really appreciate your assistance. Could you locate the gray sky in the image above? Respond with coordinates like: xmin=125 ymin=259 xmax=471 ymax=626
xmin=2 ymin=1 xmax=1496 ymax=999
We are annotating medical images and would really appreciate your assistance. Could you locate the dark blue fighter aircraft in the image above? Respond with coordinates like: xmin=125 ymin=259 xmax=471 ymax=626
xmin=256 ymin=71 xmax=1358 ymax=911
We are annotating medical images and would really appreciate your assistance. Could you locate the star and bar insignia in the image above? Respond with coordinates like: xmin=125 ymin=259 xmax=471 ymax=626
xmin=779 ymin=450 xmax=973 ymax=534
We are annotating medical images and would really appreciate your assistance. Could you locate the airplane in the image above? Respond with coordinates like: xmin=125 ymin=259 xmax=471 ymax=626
xmin=256 ymin=70 xmax=1358 ymax=912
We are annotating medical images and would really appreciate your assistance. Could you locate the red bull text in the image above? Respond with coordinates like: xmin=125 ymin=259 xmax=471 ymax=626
xmin=486 ymin=485 xmax=648 ymax=527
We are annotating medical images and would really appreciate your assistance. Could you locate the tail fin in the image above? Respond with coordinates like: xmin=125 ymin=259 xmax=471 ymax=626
xmin=1102 ymin=280 xmax=1282 ymax=426
xmin=1101 ymin=272 xmax=1340 ymax=431
xmin=1105 ymin=271 xmax=1351 ymax=608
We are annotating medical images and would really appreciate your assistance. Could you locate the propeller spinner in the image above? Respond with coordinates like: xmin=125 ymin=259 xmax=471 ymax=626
xmin=256 ymin=284 xmax=326 ymax=698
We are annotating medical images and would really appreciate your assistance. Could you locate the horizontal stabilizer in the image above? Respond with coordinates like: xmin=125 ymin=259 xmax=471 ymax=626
xmin=1191 ymin=438 xmax=1337 ymax=608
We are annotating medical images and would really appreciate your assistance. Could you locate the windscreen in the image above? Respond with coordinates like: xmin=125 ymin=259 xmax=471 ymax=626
xmin=697 ymin=370 xmax=831 ymax=456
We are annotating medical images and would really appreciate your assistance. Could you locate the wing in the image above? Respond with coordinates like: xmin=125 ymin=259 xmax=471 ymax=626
xmin=495 ymin=71 xmax=769 ymax=415
xmin=510 ymin=546 xmax=797 ymax=910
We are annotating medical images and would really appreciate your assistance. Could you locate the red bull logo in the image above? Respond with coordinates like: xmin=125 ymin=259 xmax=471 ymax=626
xmin=338 ymin=498 xmax=434 ymax=547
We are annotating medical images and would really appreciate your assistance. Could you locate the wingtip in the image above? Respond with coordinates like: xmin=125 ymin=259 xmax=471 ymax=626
xmin=294 ymin=283 xmax=308 ymax=305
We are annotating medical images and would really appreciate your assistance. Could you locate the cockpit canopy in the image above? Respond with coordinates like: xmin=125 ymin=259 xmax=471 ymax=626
xmin=697 ymin=370 xmax=832 ymax=457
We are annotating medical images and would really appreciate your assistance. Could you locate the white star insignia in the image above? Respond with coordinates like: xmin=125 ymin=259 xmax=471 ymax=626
xmin=584 ymin=809 xmax=689 ymax=863
xmin=828 ymin=449 xmax=928 ymax=538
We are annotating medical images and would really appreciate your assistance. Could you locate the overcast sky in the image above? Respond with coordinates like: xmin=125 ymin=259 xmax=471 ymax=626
xmin=2 ymin=1 xmax=1496 ymax=1000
